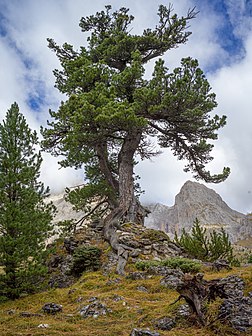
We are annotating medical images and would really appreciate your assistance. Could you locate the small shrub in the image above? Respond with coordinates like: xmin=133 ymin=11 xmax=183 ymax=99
xmin=231 ymin=258 xmax=241 ymax=267
xmin=71 ymin=245 xmax=102 ymax=276
xmin=135 ymin=257 xmax=201 ymax=273
xmin=0 ymin=294 xmax=8 ymax=303
xmin=248 ymin=255 xmax=252 ymax=263
xmin=135 ymin=260 xmax=160 ymax=271
xmin=174 ymin=218 xmax=236 ymax=263
xmin=161 ymin=257 xmax=201 ymax=273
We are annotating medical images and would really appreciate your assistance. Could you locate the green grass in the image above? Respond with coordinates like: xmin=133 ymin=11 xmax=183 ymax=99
xmin=0 ymin=265 xmax=252 ymax=335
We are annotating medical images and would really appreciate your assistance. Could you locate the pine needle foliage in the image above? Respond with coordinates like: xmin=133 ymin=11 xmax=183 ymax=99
xmin=174 ymin=218 xmax=235 ymax=263
xmin=71 ymin=245 xmax=102 ymax=276
xmin=0 ymin=103 xmax=55 ymax=300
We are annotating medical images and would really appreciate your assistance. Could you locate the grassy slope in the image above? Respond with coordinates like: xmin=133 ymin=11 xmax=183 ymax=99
xmin=0 ymin=265 xmax=252 ymax=336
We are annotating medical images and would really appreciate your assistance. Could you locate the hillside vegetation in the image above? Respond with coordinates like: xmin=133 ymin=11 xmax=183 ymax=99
xmin=1 ymin=258 xmax=252 ymax=336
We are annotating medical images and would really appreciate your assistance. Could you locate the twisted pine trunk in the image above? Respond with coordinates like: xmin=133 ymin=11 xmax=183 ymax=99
xmin=103 ymin=128 xmax=148 ymax=274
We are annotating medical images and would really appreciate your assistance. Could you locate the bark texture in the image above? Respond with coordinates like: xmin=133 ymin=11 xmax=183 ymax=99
xmin=101 ymin=130 xmax=148 ymax=274
xmin=176 ymin=273 xmax=228 ymax=325
xmin=118 ymin=129 xmax=142 ymax=222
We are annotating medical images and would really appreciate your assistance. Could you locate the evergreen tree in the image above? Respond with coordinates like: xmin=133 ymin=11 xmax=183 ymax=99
xmin=0 ymin=103 xmax=55 ymax=300
xmin=174 ymin=218 xmax=235 ymax=263
xmin=41 ymin=5 xmax=230 ymax=265
xmin=42 ymin=5 xmax=229 ymax=223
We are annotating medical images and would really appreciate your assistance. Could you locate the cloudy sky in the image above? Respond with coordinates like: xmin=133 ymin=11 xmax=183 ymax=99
xmin=0 ymin=0 xmax=252 ymax=213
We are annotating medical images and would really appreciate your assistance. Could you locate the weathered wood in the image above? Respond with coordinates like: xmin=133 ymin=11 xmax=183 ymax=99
xmin=176 ymin=273 xmax=228 ymax=325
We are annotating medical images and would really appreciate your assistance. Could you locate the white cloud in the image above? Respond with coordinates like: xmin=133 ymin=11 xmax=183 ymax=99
xmin=206 ymin=34 xmax=252 ymax=213
xmin=40 ymin=153 xmax=84 ymax=194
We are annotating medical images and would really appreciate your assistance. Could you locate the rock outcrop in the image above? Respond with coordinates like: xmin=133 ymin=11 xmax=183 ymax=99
xmin=145 ymin=181 xmax=252 ymax=242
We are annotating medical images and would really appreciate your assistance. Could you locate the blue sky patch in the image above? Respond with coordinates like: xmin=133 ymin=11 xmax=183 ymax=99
xmin=26 ymin=79 xmax=46 ymax=112
xmin=0 ymin=13 xmax=8 ymax=37
xmin=27 ymin=96 xmax=42 ymax=111
xmin=196 ymin=0 xmax=246 ymax=60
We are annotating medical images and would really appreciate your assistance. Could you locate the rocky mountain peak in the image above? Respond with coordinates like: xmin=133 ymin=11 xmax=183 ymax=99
xmin=174 ymin=180 xmax=243 ymax=228
xmin=145 ymin=180 xmax=252 ymax=242
xmin=47 ymin=181 xmax=252 ymax=244
xmin=176 ymin=180 xmax=229 ymax=209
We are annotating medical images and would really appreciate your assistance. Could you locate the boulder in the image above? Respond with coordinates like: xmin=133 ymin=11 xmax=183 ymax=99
xmin=80 ymin=300 xmax=112 ymax=318
xmin=212 ymin=259 xmax=231 ymax=271
xmin=130 ymin=329 xmax=160 ymax=336
xmin=42 ymin=303 xmax=62 ymax=314
xmin=126 ymin=272 xmax=149 ymax=280
xmin=159 ymin=269 xmax=184 ymax=290
xmin=176 ymin=304 xmax=191 ymax=317
xmin=47 ymin=254 xmax=75 ymax=288
xmin=217 ymin=276 xmax=252 ymax=331
xmin=154 ymin=317 xmax=176 ymax=330
xmin=116 ymin=222 xmax=183 ymax=261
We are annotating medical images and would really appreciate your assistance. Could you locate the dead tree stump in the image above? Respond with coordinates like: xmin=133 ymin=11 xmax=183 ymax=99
xmin=175 ymin=273 xmax=228 ymax=325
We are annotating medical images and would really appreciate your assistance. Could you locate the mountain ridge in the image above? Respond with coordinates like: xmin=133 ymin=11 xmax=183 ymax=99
xmin=145 ymin=180 xmax=251 ymax=242
xmin=47 ymin=180 xmax=252 ymax=243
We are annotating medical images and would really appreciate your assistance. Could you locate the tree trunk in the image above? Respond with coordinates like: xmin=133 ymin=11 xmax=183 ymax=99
xmin=96 ymin=142 xmax=119 ymax=194
xmin=103 ymin=207 xmax=130 ymax=275
xmin=118 ymin=128 xmax=146 ymax=224
xmin=102 ymin=128 xmax=149 ymax=275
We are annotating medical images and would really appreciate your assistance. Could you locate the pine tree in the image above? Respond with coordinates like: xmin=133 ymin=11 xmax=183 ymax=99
xmin=0 ymin=103 xmax=55 ymax=300
xmin=41 ymin=5 xmax=230 ymax=273
xmin=175 ymin=218 xmax=235 ymax=263
xmin=42 ymin=5 xmax=230 ymax=229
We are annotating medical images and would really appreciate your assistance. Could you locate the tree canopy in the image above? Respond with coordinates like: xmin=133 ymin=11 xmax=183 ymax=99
xmin=0 ymin=103 xmax=55 ymax=300
xmin=41 ymin=4 xmax=230 ymax=227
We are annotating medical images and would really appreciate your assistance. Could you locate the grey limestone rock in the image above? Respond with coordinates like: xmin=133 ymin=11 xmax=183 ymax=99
xmin=212 ymin=259 xmax=231 ymax=271
xmin=126 ymin=272 xmax=148 ymax=280
xmin=145 ymin=180 xmax=252 ymax=243
xmin=130 ymin=328 xmax=160 ymax=336
xmin=159 ymin=269 xmax=184 ymax=290
xmin=80 ymin=300 xmax=112 ymax=318
xmin=137 ymin=285 xmax=148 ymax=292
xmin=177 ymin=304 xmax=191 ymax=317
xmin=215 ymin=276 xmax=252 ymax=331
xmin=154 ymin=316 xmax=176 ymax=330
xmin=42 ymin=303 xmax=62 ymax=314
xmin=38 ymin=324 xmax=49 ymax=328
xmin=217 ymin=275 xmax=245 ymax=298
xmin=48 ymin=254 xmax=75 ymax=288
xmin=147 ymin=265 xmax=184 ymax=290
